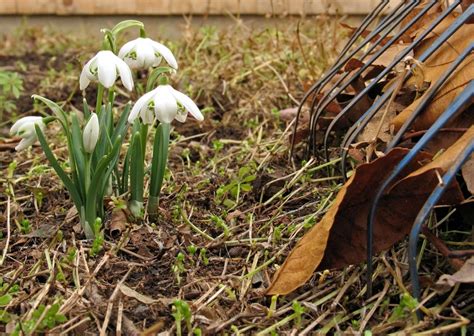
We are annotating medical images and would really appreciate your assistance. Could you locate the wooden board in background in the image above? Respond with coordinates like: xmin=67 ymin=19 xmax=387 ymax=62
xmin=0 ymin=0 xmax=398 ymax=15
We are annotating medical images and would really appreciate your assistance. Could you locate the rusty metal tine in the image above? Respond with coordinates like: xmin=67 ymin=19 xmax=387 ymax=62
xmin=409 ymin=136 xmax=474 ymax=318
xmin=308 ymin=0 xmax=423 ymax=157
xmin=339 ymin=0 xmax=391 ymax=57
xmin=366 ymin=79 xmax=474 ymax=298
xmin=338 ymin=1 xmax=470 ymax=180
xmin=290 ymin=0 xmax=411 ymax=158
xmin=323 ymin=0 xmax=465 ymax=165
xmin=386 ymin=43 xmax=474 ymax=151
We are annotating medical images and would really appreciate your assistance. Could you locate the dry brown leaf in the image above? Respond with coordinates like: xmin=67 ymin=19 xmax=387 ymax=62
xmin=339 ymin=23 xmax=411 ymax=46
xmin=267 ymin=130 xmax=471 ymax=294
xmin=399 ymin=0 xmax=444 ymax=38
xmin=119 ymin=284 xmax=172 ymax=305
xmin=461 ymin=154 xmax=474 ymax=195
xmin=436 ymin=256 xmax=474 ymax=288
xmin=392 ymin=23 xmax=474 ymax=131
xmin=109 ymin=209 xmax=128 ymax=237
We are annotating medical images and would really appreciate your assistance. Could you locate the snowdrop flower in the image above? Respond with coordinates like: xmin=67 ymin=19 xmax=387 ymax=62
xmin=128 ymin=85 xmax=203 ymax=125
xmin=10 ymin=116 xmax=45 ymax=151
xmin=119 ymin=38 xmax=178 ymax=70
xmin=80 ymin=50 xmax=134 ymax=91
xmin=83 ymin=113 xmax=100 ymax=153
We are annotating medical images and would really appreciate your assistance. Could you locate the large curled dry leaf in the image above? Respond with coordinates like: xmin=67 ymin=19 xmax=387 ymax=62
xmin=392 ymin=23 xmax=474 ymax=131
xmin=267 ymin=127 xmax=473 ymax=295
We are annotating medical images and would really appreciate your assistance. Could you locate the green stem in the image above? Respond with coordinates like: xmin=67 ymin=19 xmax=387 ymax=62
xmin=84 ymin=154 xmax=91 ymax=195
xmin=96 ymin=84 xmax=104 ymax=115
xmin=148 ymin=123 xmax=170 ymax=218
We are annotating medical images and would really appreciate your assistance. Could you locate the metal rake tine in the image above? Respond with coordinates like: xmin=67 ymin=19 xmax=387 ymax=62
xmin=309 ymin=0 xmax=425 ymax=158
xmin=306 ymin=0 xmax=418 ymax=157
xmin=386 ymin=43 xmax=474 ymax=151
xmin=324 ymin=0 xmax=466 ymax=168
xmin=408 ymin=136 xmax=474 ymax=319
xmin=290 ymin=0 xmax=411 ymax=158
xmin=339 ymin=0 xmax=391 ymax=59
xmin=365 ymin=80 xmax=474 ymax=298
xmin=341 ymin=42 xmax=473 ymax=180
xmin=338 ymin=2 xmax=471 ymax=179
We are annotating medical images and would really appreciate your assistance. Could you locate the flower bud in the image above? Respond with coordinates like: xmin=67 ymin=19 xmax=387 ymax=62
xmin=83 ymin=113 xmax=100 ymax=153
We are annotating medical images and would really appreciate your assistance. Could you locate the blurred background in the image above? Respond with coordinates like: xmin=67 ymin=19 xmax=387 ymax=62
xmin=0 ymin=0 xmax=396 ymax=37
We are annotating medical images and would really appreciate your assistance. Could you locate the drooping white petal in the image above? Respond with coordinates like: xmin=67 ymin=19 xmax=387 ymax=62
xmin=128 ymin=89 xmax=157 ymax=123
xmin=10 ymin=116 xmax=43 ymax=135
xmin=115 ymin=58 xmax=134 ymax=91
xmin=153 ymin=86 xmax=177 ymax=124
xmin=118 ymin=39 xmax=136 ymax=59
xmin=132 ymin=39 xmax=152 ymax=68
xmin=170 ymin=87 xmax=204 ymax=121
xmin=83 ymin=113 xmax=100 ymax=153
xmin=149 ymin=39 xmax=178 ymax=69
xmin=10 ymin=116 xmax=45 ymax=151
xmin=16 ymin=136 xmax=36 ymax=151
xmin=97 ymin=52 xmax=117 ymax=88
xmin=79 ymin=56 xmax=97 ymax=90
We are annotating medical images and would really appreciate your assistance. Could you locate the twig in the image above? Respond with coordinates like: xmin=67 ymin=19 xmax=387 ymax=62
xmin=0 ymin=196 xmax=11 ymax=266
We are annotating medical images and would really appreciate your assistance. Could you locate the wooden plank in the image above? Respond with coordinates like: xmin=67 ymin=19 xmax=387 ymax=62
xmin=0 ymin=0 xmax=17 ymax=14
xmin=1 ymin=0 xmax=402 ymax=15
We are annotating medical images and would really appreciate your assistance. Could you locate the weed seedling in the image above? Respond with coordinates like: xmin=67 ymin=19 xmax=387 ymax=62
xmin=172 ymin=299 xmax=192 ymax=336
xmin=172 ymin=252 xmax=186 ymax=284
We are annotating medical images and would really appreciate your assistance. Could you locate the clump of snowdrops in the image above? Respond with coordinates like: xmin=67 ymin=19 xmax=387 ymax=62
xmin=10 ymin=20 xmax=204 ymax=239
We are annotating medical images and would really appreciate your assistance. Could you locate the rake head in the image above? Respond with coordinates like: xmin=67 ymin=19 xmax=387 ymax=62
xmin=291 ymin=0 xmax=473 ymax=312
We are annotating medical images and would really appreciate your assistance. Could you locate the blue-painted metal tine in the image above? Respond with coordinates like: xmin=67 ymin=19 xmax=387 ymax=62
xmin=339 ymin=0 xmax=391 ymax=59
xmin=322 ymin=0 xmax=466 ymax=163
xmin=308 ymin=0 xmax=426 ymax=157
xmin=306 ymin=0 xmax=418 ymax=156
xmin=340 ymin=42 xmax=473 ymax=180
xmin=290 ymin=0 xmax=412 ymax=157
xmin=409 ymin=136 xmax=474 ymax=318
xmin=386 ymin=43 xmax=474 ymax=151
xmin=337 ymin=2 xmax=471 ymax=178
xmin=365 ymin=80 xmax=474 ymax=298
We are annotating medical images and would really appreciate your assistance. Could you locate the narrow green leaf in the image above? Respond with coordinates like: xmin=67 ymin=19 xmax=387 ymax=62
xmin=85 ymin=136 xmax=122 ymax=226
xmin=31 ymin=94 xmax=68 ymax=127
xmin=130 ymin=132 xmax=144 ymax=203
xmin=70 ymin=113 xmax=86 ymax=199
xmin=35 ymin=125 xmax=83 ymax=210
xmin=149 ymin=123 xmax=170 ymax=198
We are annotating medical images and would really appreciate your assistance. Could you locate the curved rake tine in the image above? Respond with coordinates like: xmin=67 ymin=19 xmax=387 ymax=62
xmin=365 ymin=80 xmax=474 ymax=298
xmin=339 ymin=0 xmax=391 ymax=58
xmin=307 ymin=0 xmax=418 ymax=157
xmin=409 ymin=135 xmax=474 ymax=319
xmin=290 ymin=0 xmax=409 ymax=158
xmin=327 ymin=0 xmax=467 ymax=173
xmin=309 ymin=0 xmax=425 ymax=157
xmin=341 ymin=42 xmax=473 ymax=179
xmin=386 ymin=43 xmax=474 ymax=151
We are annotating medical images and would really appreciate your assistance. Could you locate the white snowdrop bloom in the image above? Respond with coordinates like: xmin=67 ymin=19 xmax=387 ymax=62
xmin=118 ymin=37 xmax=178 ymax=70
xmin=80 ymin=50 xmax=134 ymax=91
xmin=128 ymin=85 xmax=203 ymax=125
xmin=82 ymin=113 xmax=100 ymax=153
xmin=10 ymin=116 xmax=45 ymax=151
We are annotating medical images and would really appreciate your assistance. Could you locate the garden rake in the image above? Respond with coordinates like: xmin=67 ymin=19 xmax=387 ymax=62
xmin=291 ymin=0 xmax=473 ymax=311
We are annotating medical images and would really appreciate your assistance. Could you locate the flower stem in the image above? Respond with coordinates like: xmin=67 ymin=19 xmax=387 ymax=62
xmin=96 ymin=84 xmax=104 ymax=115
